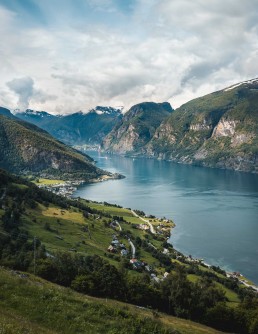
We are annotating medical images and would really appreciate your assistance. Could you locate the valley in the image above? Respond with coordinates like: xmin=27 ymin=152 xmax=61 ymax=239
xmin=0 ymin=78 xmax=257 ymax=333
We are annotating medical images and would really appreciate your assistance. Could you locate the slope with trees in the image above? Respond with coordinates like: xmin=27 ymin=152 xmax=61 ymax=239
xmin=0 ymin=169 xmax=257 ymax=333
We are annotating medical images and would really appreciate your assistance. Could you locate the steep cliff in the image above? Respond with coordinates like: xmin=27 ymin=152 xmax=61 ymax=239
xmin=146 ymin=79 xmax=258 ymax=173
xmin=102 ymin=102 xmax=173 ymax=154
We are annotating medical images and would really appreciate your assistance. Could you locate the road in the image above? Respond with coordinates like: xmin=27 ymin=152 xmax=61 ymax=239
xmin=131 ymin=209 xmax=156 ymax=234
xmin=128 ymin=239 xmax=136 ymax=258
xmin=115 ymin=221 xmax=122 ymax=231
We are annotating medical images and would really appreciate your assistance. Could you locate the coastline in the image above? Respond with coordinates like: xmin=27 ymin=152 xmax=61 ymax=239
xmin=34 ymin=172 xmax=258 ymax=291
xmin=34 ymin=172 xmax=125 ymax=198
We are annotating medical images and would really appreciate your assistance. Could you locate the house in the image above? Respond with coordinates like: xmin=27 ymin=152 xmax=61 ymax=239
xmin=121 ymin=249 xmax=128 ymax=256
xmin=130 ymin=258 xmax=143 ymax=270
xmin=151 ymin=273 xmax=160 ymax=283
xmin=145 ymin=265 xmax=151 ymax=272
xmin=111 ymin=239 xmax=120 ymax=246
xmin=163 ymin=248 xmax=169 ymax=255
xmin=107 ymin=245 xmax=117 ymax=253
xmin=138 ymin=224 xmax=149 ymax=230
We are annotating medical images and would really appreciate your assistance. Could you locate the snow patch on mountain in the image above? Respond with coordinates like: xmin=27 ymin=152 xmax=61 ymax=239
xmin=13 ymin=109 xmax=53 ymax=117
xmin=224 ymin=78 xmax=258 ymax=92
xmin=89 ymin=106 xmax=123 ymax=116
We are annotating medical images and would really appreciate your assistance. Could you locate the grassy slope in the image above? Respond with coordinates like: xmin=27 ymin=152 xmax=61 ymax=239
xmin=0 ymin=115 xmax=103 ymax=179
xmin=0 ymin=177 xmax=249 ymax=333
xmin=15 ymin=196 xmax=242 ymax=304
xmin=0 ymin=267 xmax=225 ymax=334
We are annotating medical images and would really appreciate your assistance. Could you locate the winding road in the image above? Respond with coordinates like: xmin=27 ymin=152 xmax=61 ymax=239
xmin=128 ymin=239 xmax=136 ymax=258
xmin=115 ymin=221 xmax=122 ymax=231
xmin=131 ymin=209 xmax=156 ymax=234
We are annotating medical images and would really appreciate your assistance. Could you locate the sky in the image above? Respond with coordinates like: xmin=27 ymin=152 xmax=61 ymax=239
xmin=0 ymin=0 xmax=258 ymax=114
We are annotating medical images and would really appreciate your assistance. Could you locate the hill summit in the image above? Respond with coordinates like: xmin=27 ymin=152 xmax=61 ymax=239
xmin=0 ymin=114 xmax=109 ymax=180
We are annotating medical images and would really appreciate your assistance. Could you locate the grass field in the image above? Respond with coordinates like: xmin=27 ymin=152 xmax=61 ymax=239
xmin=0 ymin=267 xmax=226 ymax=334
xmin=33 ymin=178 xmax=66 ymax=185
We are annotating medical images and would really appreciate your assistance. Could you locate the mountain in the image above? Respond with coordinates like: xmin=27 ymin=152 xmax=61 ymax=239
xmin=13 ymin=109 xmax=57 ymax=126
xmin=0 ymin=106 xmax=16 ymax=119
xmin=144 ymin=78 xmax=258 ymax=173
xmin=102 ymin=102 xmax=173 ymax=154
xmin=0 ymin=114 xmax=108 ymax=180
xmin=15 ymin=106 xmax=123 ymax=146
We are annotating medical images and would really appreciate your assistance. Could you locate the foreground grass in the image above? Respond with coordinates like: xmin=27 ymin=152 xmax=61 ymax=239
xmin=0 ymin=267 xmax=225 ymax=334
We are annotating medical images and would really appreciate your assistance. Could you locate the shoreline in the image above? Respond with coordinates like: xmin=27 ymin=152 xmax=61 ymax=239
xmin=34 ymin=174 xmax=258 ymax=291
xmin=34 ymin=172 xmax=125 ymax=197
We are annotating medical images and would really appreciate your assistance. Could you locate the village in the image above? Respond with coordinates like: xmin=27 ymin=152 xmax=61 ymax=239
xmin=36 ymin=180 xmax=84 ymax=197
xmin=106 ymin=218 xmax=173 ymax=284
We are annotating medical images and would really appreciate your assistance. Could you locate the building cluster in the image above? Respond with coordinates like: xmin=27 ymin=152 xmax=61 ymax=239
xmin=107 ymin=234 xmax=128 ymax=257
xmin=38 ymin=180 xmax=83 ymax=198
xmin=156 ymin=223 xmax=171 ymax=236
xmin=137 ymin=224 xmax=149 ymax=231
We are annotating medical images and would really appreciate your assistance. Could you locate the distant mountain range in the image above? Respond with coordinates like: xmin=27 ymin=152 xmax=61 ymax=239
xmin=0 ymin=113 xmax=109 ymax=180
xmin=14 ymin=106 xmax=123 ymax=145
xmin=1 ymin=78 xmax=258 ymax=173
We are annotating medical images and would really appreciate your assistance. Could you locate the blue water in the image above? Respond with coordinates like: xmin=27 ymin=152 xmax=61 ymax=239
xmin=73 ymin=151 xmax=258 ymax=284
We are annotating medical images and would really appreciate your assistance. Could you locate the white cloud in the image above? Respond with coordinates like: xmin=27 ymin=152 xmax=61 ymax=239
xmin=0 ymin=0 xmax=257 ymax=113
xmin=6 ymin=76 xmax=56 ymax=111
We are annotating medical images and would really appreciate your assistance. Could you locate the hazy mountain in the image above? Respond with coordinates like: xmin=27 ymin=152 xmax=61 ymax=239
xmin=0 ymin=114 xmax=108 ymax=180
xmin=145 ymin=78 xmax=258 ymax=173
xmin=15 ymin=106 xmax=123 ymax=145
xmin=102 ymin=102 xmax=173 ymax=154
xmin=13 ymin=109 xmax=57 ymax=126
xmin=0 ymin=107 xmax=16 ymax=119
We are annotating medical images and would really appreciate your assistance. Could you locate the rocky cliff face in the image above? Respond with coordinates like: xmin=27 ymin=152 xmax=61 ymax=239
xmin=212 ymin=119 xmax=237 ymax=137
xmin=145 ymin=79 xmax=258 ymax=173
xmin=102 ymin=102 xmax=173 ymax=154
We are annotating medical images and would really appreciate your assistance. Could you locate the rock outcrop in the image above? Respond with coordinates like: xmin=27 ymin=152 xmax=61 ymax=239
xmin=102 ymin=102 xmax=173 ymax=154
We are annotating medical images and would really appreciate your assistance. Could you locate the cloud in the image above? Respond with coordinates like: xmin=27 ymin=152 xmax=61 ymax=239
xmin=0 ymin=1 xmax=258 ymax=113
xmin=7 ymin=77 xmax=34 ymax=110
xmin=6 ymin=77 xmax=56 ymax=110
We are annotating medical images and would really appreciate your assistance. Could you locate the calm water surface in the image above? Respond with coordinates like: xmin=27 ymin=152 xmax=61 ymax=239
xmin=73 ymin=151 xmax=258 ymax=284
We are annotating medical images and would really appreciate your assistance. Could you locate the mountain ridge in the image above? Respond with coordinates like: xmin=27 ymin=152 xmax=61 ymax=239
xmin=0 ymin=114 xmax=109 ymax=180
xmin=101 ymin=79 xmax=258 ymax=173
xmin=14 ymin=106 xmax=123 ymax=146
xmin=144 ymin=79 xmax=258 ymax=173
xmin=102 ymin=102 xmax=174 ymax=154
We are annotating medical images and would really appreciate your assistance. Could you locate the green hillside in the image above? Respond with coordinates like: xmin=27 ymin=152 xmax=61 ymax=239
xmin=0 ymin=169 xmax=257 ymax=333
xmin=0 ymin=267 xmax=227 ymax=334
xmin=146 ymin=79 xmax=258 ymax=173
xmin=0 ymin=115 xmax=108 ymax=180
